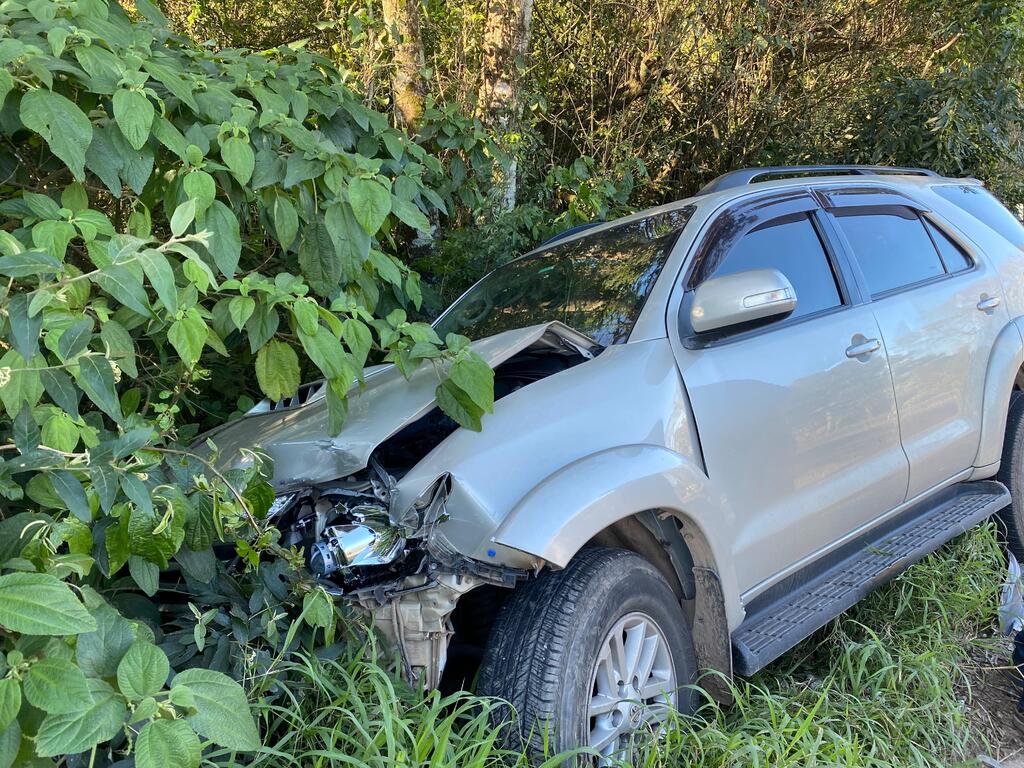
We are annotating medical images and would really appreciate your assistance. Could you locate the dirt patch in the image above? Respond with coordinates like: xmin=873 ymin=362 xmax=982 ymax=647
xmin=966 ymin=632 xmax=1024 ymax=763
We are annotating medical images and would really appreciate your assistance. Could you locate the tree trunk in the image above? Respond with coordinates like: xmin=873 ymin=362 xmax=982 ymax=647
xmin=382 ymin=0 xmax=426 ymax=130
xmin=478 ymin=0 xmax=534 ymax=211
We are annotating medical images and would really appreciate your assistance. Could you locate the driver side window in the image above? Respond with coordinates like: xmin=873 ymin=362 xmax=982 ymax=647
xmin=709 ymin=213 xmax=843 ymax=321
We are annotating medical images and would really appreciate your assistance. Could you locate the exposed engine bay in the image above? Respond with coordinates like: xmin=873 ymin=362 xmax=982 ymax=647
xmin=268 ymin=339 xmax=594 ymax=596
xmin=260 ymin=333 xmax=596 ymax=685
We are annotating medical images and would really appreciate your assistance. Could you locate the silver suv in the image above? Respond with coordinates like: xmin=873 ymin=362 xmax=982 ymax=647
xmin=206 ymin=165 xmax=1024 ymax=761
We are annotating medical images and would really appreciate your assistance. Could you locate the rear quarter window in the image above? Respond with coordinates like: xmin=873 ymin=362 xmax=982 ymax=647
xmin=933 ymin=184 xmax=1024 ymax=248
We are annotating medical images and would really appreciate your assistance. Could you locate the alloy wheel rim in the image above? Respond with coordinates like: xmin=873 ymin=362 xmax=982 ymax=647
xmin=587 ymin=611 xmax=676 ymax=764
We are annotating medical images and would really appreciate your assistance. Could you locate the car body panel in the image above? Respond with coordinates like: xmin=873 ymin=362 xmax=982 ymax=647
xmin=974 ymin=317 xmax=1024 ymax=470
xmin=865 ymin=260 xmax=1009 ymax=497
xmin=491 ymin=443 xmax=745 ymax=627
xmin=672 ymin=302 xmax=908 ymax=596
xmin=390 ymin=337 xmax=706 ymax=563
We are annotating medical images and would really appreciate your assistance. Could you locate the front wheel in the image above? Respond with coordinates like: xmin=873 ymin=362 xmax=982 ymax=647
xmin=476 ymin=547 xmax=697 ymax=763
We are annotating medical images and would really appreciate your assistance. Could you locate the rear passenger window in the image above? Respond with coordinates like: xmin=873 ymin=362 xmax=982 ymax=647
xmin=924 ymin=219 xmax=972 ymax=272
xmin=934 ymin=184 xmax=1024 ymax=248
xmin=710 ymin=213 xmax=842 ymax=320
xmin=833 ymin=208 xmax=945 ymax=296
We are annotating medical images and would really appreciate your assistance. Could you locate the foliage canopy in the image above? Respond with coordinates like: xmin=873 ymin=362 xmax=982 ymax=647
xmin=0 ymin=0 xmax=497 ymax=763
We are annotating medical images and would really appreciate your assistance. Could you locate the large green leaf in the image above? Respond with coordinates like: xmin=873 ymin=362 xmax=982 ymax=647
xmin=85 ymin=121 xmax=123 ymax=196
xmin=20 ymin=89 xmax=93 ymax=180
xmin=228 ymin=296 xmax=255 ymax=331
xmin=51 ymin=470 xmax=91 ymax=522
xmin=0 ymin=251 xmax=63 ymax=277
xmin=271 ymin=193 xmax=298 ymax=251
xmin=168 ymin=309 xmax=207 ymax=368
xmin=127 ymin=503 xmax=183 ymax=569
xmin=0 ymin=350 xmax=43 ymax=418
xmin=324 ymin=201 xmax=370 ymax=275
xmin=112 ymin=89 xmax=154 ymax=150
xmin=342 ymin=318 xmax=373 ymax=368
xmin=297 ymin=219 xmax=341 ymax=296
xmin=116 ymin=641 xmax=169 ymax=700
xmin=93 ymin=264 xmax=152 ymax=317
xmin=298 ymin=325 xmax=355 ymax=384
xmin=40 ymin=368 xmax=80 ymax=418
xmin=0 ymin=721 xmax=19 ymax=768
xmin=171 ymin=669 xmax=260 ymax=752
xmin=135 ymin=719 xmax=201 ymax=768
xmin=23 ymin=658 xmax=93 ymax=714
xmin=56 ymin=317 xmax=94 ymax=361
xmin=76 ymin=601 xmax=134 ymax=678
xmin=128 ymin=554 xmax=158 ymax=596
xmin=74 ymin=354 xmax=123 ymax=422
xmin=7 ymin=293 xmax=41 ymax=362
xmin=41 ymin=411 xmax=79 ymax=452
xmin=391 ymin=196 xmax=432 ymax=233
xmin=435 ymin=378 xmax=484 ymax=431
xmin=35 ymin=679 xmax=126 ymax=757
xmin=255 ymin=340 xmax=299 ymax=401
xmin=137 ymin=249 xmax=178 ymax=314
xmin=221 ymin=136 xmax=255 ymax=185
xmin=245 ymin=300 xmax=280 ymax=352
xmin=348 ymin=176 xmax=391 ymax=234
xmin=170 ymin=198 xmax=196 ymax=237
xmin=0 ymin=680 xmax=20 ymax=732
xmin=183 ymin=170 xmax=216 ymax=215
xmin=32 ymin=220 xmax=76 ymax=261
xmin=448 ymin=354 xmax=495 ymax=414
xmin=0 ymin=572 xmax=96 ymax=635
xmin=201 ymin=200 xmax=241 ymax=278
xmin=99 ymin=319 xmax=138 ymax=378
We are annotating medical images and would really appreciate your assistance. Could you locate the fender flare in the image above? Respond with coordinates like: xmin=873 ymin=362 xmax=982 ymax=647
xmin=491 ymin=443 xmax=744 ymax=629
xmin=974 ymin=318 xmax=1024 ymax=469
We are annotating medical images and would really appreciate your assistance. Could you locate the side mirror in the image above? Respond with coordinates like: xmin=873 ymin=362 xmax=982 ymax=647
xmin=690 ymin=268 xmax=797 ymax=334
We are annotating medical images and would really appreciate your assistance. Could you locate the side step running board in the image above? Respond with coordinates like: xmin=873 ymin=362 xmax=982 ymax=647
xmin=732 ymin=480 xmax=1010 ymax=676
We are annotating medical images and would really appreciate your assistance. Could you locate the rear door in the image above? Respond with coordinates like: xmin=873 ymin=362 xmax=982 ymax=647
xmin=820 ymin=187 xmax=1010 ymax=499
xmin=671 ymin=190 xmax=909 ymax=595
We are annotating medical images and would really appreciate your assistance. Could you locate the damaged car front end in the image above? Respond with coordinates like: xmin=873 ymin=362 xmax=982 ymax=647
xmin=265 ymin=465 xmax=529 ymax=688
xmin=200 ymin=208 xmax=694 ymax=690
xmin=205 ymin=321 xmax=603 ymax=686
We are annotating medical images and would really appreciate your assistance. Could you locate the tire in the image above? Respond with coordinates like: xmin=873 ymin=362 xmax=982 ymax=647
xmin=997 ymin=391 xmax=1024 ymax=561
xmin=476 ymin=547 xmax=697 ymax=763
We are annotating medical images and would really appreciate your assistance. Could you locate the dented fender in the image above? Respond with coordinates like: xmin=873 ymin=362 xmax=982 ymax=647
xmin=491 ymin=444 xmax=745 ymax=628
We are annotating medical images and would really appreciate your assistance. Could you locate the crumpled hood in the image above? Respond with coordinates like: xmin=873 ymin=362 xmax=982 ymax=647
xmin=198 ymin=322 xmax=593 ymax=491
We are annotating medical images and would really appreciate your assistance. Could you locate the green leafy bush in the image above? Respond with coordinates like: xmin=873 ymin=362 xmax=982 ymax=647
xmin=0 ymin=0 xmax=497 ymax=763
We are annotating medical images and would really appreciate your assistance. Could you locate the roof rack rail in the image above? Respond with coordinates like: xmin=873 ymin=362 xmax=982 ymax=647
xmin=538 ymin=220 xmax=605 ymax=247
xmin=698 ymin=165 xmax=939 ymax=195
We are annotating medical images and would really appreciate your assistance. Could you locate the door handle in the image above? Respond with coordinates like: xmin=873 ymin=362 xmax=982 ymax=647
xmin=977 ymin=295 xmax=1001 ymax=313
xmin=845 ymin=337 xmax=881 ymax=358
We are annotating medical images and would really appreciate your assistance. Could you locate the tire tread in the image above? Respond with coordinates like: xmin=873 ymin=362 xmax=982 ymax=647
xmin=477 ymin=547 xmax=676 ymax=754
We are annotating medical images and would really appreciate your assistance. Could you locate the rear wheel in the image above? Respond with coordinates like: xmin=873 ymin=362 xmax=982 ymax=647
xmin=997 ymin=391 xmax=1024 ymax=561
xmin=476 ymin=547 xmax=697 ymax=763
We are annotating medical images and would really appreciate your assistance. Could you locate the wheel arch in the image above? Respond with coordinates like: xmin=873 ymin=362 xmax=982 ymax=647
xmin=490 ymin=444 xmax=740 ymax=701
xmin=974 ymin=318 xmax=1024 ymax=471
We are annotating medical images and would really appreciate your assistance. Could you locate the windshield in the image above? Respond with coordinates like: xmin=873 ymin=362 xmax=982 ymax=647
xmin=434 ymin=208 xmax=693 ymax=346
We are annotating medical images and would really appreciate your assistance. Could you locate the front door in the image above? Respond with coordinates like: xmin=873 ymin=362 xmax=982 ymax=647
xmin=672 ymin=191 xmax=909 ymax=596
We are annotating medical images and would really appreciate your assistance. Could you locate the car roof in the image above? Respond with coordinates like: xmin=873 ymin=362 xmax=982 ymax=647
xmin=530 ymin=167 xmax=983 ymax=254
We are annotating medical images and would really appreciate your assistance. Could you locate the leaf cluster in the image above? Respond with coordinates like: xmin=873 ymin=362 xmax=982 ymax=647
xmin=0 ymin=0 xmax=500 ymax=762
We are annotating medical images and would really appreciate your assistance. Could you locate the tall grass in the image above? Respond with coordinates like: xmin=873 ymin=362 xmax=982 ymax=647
xmin=226 ymin=524 xmax=1007 ymax=767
